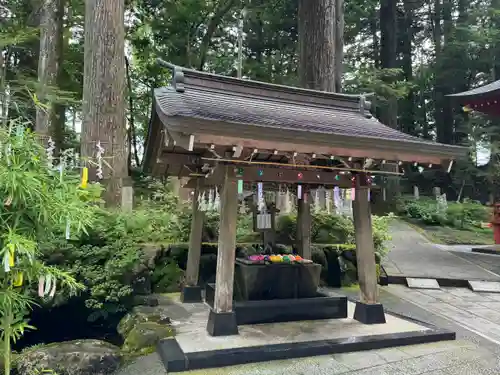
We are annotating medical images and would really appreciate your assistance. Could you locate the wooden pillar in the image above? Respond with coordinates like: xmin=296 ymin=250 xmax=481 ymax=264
xmin=296 ymin=197 xmax=312 ymax=260
xmin=207 ymin=165 xmax=239 ymax=336
xmin=352 ymin=173 xmax=386 ymax=324
xmin=181 ymin=179 xmax=204 ymax=303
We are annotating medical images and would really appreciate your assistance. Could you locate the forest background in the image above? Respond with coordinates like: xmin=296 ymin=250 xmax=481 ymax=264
xmin=2 ymin=0 xmax=500 ymax=204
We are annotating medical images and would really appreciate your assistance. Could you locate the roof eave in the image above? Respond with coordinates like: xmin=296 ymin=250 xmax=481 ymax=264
xmin=158 ymin=114 xmax=465 ymax=164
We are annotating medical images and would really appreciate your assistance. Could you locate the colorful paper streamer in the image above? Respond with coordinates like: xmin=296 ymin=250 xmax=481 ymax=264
xmin=81 ymin=167 xmax=89 ymax=188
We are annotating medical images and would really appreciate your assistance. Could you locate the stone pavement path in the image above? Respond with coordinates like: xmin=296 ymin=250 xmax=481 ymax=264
xmin=383 ymin=220 xmax=500 ymax=281
xmin=387 ymin=284 xmax=500 ymax=346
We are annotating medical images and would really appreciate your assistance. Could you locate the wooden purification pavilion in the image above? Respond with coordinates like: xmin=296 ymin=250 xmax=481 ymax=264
xmin=143 ymin=61 xmax=465 ymax=336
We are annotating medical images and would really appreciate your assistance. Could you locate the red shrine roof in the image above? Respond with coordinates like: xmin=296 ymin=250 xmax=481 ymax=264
xmin=448 ymin=80 xmax=500 ymax=116
xmin=144 ymin=63 xmax=465 ymax=172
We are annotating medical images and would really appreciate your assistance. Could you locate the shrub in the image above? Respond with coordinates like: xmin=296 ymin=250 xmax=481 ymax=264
xmin=397 ymin=195 xmax=490 ymax=230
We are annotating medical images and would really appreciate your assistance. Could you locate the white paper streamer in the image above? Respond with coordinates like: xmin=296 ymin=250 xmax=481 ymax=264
xmin=325 ymin=189 xmax=331 ymax=214
xmin=207 ymin=189 xmax=214 ymax=211
xmin=199 ymin=192 xmax=207 ymax=211
xmin=46 ymin=137 xmax=55 ymax=170
xmin=314 ymin=189 xmax=320 ymax=213
xmin=297 ymin=185 xmax=302 ymax=200
xmin=257 ymin=182 xmax=265 ymax=212
xmin=65 ymin=218 xmax=71 ymax=240
xmin=239 ymin=200 xmax=247 ymax=214
xmin=49 ymin=280 xmax=57 ymax=298
xmin=38 ymin=276 xmax=45 ymax=297
xmin=3 ymin=252 xmax=11 ymax=272
xmin=284 ymin=188 xmax=291 ymax=214
xmin=6 ymin=143 xmax=11 ymax=166
xmin=214 ymin=187 xmax=220 ymax=211
xmin=44 ymin=274 xmax=52 ymax=295
xmin=96 ymin=141 xmax=105 ymax=179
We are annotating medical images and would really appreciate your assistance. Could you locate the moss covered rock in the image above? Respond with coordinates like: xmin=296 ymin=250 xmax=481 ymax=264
xmin=117 ymin=305 xmax=171 ymax=338
xmin=15 ymin=339 xmax=121 ymax=375
xmin=122 ymin=321 xmax=175 ymax=352
xmin=118 ymin=305 xmax=174 ymax=354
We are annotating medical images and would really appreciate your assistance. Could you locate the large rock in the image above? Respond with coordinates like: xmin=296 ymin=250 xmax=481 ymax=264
xmin=16 ymin=339 xmax=121 ymax=375
xmin=122 ymin=322 xmax=174 ymax=353
xmin=118 ymin=306 xmax=174 ymax=353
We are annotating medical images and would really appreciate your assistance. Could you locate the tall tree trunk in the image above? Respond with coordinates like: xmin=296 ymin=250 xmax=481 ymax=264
xmin=400 ymin=0 xmax=415 ymax=135
xmin=370 ymin=15 xmax=379 ymax=68
xmin=82 ymin=0 xmax=128 ymax=206
xmin=198 ymin=0 xmax=236 ymax=71
xmin=436 ymin=0 xmax=453 ymax=144
xmin=51 ymin=0 xmax=65 ymax=149
xmin=125 ymin=56 xmax=140 ymax=167
xmin=35 ymin=0 xmax=64 ymax=146
xmin=334 ymin=0 xmax=344 ymax=92
xmin=298 ymin=0 xmax=335 ymax=91
xmin=379 ymin=0 xmax=398 ymax=129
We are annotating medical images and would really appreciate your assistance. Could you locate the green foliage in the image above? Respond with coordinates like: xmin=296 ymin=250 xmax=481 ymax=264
xmin=40 ymin=220 xmax=146 ymax=322
xmin=397 ymin=196 xmax=490 ymax=229
xmin=0 ymin=122 xmax=101 ymax=374
xmin=151 ymin=262 xmax=183 ymax=293
xmin=311 ymin=212 xmax=354 ymax=244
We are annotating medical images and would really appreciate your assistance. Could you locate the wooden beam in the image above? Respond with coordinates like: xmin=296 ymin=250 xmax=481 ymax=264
xmin=185 ymin=179 xmax=204 ymax=287
xmin=213 ymin=165 xmax=238 ymax=313
xmin=352 ymin=177 xmax=378 ymax=304
xmin=297 ymin=197 xmax=312 ymax=260
xmin=182 ymin=165 xmax=354 ymax=188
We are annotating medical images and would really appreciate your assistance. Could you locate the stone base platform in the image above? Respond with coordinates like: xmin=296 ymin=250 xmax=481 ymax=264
xmin=205 ymin=283 xmax=348 ymax=325
xmin=156 ymin=297 xmax=455 ymax=373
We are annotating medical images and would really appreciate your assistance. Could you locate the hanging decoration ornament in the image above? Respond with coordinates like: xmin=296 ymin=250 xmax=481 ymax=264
xmin=74 ymin=152 xmax=80 ymax=168
xmin=297 ymin=184 xmax=303 ymax=200
xmin=65 ymin=217 xmax=71 ymax=240
xmin=38 ymin=275 xmax=45 ymax=297
xmin=284 ymin=187 xmax=292 ymax=214
xmin=199 ymin=191 xmax=207 ymax=212
xmin=6 ymin=142 xmax=12 ymax=166
xmin=207 ymin=188 xmax=214 ymax=211
xmin=276 ymin=184 xmax=284 ymax=212
xmin=333 ymin=187 xmax=341 ymax=211
xmin=46 ymin=137 xmax=55 ymax=170
xmin=13 ymin=272 xmax=23 ymax=287
xmin=197 ymin=192 xmax=205 ymax=212
xmin=15 ymin=124 xmax=24 ymax=142
xmin=325 ymin=189 xmax=331 ymax=214
xmin=257 ymin=182 xmax=265 ymax=212
xmin=37 ymin=274 xmax=56 ymax=299
xmin=3 ymin=244 xmax=14 ymax=273
xmin=313 ymin=189 xmax=320 ymax=213
xmin=214 ymin=187 xmax=220 ymax=211
xmin=49 ymin=280 xmax=57 ymax=298
xmin=81 ymin=167 xmax=89 ymax=189
xmin=95 ymin=141 xmax=105 ymax=179
xmin=239 ymin=199 xmax=247 ymax=214
xmin=237 ymin=179 xmax=244 ymax=194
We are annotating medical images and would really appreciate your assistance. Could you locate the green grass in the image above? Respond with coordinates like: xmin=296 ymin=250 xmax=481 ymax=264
xmin=405 ymin=219 xmax=494 ymax=245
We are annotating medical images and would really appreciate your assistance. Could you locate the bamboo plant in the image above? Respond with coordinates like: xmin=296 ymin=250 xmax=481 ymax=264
xmin=0 ymin=120 xmax=102 ymax=375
